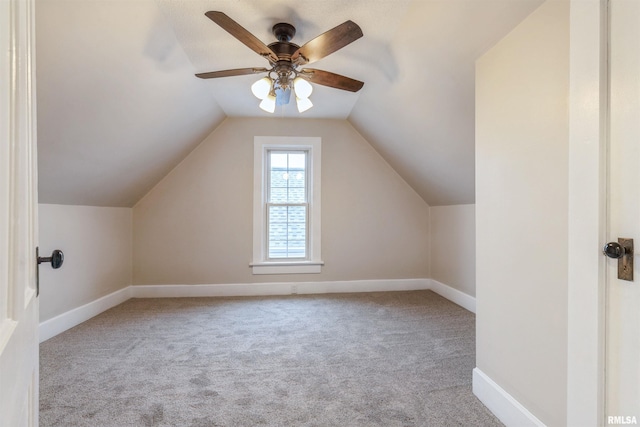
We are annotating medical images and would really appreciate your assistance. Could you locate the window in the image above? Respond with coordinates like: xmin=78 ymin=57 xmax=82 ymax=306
xmin=267 ymin=150 xmax=308 ymax=259
xmin=252 ymin=137 xmax=322 ymax=274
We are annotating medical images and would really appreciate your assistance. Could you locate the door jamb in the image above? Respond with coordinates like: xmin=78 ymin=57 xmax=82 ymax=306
xmin=566 ymin=0 xmax=608 ymax=425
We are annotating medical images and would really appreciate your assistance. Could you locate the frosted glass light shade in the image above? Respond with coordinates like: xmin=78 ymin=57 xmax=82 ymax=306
xmin=251 ymin=77 xmax=272 ymax=99
xmin=294 ymin=77 xmax=313 ymax=99
xmin=296 ymin=96 xmax=313 ymax=113
xmin=259 ymin=94 xmax=276 ymax=113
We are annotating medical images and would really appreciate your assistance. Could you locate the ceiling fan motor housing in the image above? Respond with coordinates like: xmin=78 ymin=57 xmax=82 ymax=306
xmin=267 ymin=24 xmax=302 ymax=97
xmin=267 ymin=41 xmax=299 ymax=62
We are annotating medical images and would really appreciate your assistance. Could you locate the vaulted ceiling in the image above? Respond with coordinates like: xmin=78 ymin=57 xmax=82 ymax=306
xmin=36 ymin=0 xmax=543 ymax=207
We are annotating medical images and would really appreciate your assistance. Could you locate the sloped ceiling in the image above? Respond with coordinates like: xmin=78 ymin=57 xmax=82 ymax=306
xmin=36 ymin=0 xmax=543 ymax=207
xmin=36 ymin=0 xmax=225 ymax=207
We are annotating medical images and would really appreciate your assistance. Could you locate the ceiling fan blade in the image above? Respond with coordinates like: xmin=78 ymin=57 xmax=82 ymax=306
xmin=195 ymin=67 xmax=268 ymax=79
xmin=292 ymin=21 xmax=363 ymax=66
xmin=205 ymin=11 xmax=279 ymax=64
xmin=300 ymin=69 xmax=364 ymax=92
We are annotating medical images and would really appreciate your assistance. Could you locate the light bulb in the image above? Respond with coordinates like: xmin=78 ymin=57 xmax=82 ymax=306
xmin=296 ymin=96 xmax=313 ymax=113
xmin=259 ymin=94 xmax=276 ymax=113
xmin=251 ymin=77 xmax=272 ymax=99
xmin=294 ymin=77 xmax=313 ymax=99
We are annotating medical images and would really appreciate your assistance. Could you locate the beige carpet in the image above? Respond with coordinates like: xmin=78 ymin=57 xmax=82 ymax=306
xmin=40 ymin=290 xmax=503 ymax=426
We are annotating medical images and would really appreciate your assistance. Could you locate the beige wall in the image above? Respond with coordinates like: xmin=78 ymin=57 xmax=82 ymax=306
xmin=133 ymin=118 xmax=430 ymax=285
xmin=476 ymin=1 xmax=569 ymax=426
xmin=38 ymin=204 xmax=132 ymax=321
xmin=430 ymin=204 xmax=475 ymax=297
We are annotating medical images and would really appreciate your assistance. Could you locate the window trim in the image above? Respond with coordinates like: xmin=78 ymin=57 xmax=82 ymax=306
xmin=251 ymin=136 xmax=322 ymax=274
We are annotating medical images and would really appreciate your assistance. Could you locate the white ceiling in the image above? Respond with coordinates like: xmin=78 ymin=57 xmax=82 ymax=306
xmin=36 ymin=0 xmax=543 ymax=207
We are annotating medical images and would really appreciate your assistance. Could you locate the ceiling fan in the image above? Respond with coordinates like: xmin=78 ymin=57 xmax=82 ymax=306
xmin=195 ymin=11 xmax=364 ymax=113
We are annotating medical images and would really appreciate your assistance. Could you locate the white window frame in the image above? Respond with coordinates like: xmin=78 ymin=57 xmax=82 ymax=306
xmin=251 ymin=136 xmax=322 ymax=274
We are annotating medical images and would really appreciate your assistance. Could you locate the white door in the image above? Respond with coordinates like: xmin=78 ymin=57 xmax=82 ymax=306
xmin=606 ymin=0 xmax=640 ymax=424
xmin=0 ymin=0 xmax=40 ymax=425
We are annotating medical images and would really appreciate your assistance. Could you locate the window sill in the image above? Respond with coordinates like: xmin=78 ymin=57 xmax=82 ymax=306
xmin=250 ymin=261 xmax=324 ymax=275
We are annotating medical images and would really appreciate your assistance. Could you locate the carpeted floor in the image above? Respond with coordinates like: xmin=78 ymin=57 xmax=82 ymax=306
xmin=40 ymin=290 xmax=503 ymax=426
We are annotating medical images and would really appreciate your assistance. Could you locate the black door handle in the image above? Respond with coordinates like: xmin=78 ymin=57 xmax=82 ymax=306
xmin=36 ymin=247 xmax=64 ymax=297
xmin=38 ymin=249 xmax=64 ymax=269
xmin=603 ymin=241 xmax=626 ymax=259
xmin=602 ymin=238 xmax=634 ymax=281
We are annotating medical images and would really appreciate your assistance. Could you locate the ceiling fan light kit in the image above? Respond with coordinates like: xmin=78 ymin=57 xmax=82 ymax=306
xmin=251 ymin=76 xmax=313 ymax=113
xmin=293 ymin=77 xmax=313 ymax=99
xmin=259 ymin=95 xmax=276 ymax=113
xmin=251 ymin=77 xmax=272 ymax=99
xmin=196 ymin=11 xmax=364 ymax=114
xmin=296 ymin=96 xmax=313 ymax=113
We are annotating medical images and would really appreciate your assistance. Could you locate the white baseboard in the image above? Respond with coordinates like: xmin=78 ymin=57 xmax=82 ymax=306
xmin=131 ymin=282 xmax=294 ymax=298
xmin=297 ymin=278 xmax=430 ymax=294
xmin=473 ymin=368 xmax=546 ymax=427
xmin=131 ymin=278 xmax=432 ymax=299
xmin=429 ymin=279 xmax=476 ymax=313
xmin=39 ymin=286 xmax=132 ymax=343
xmin=39 ymin=278 xmax=477 ymax=342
